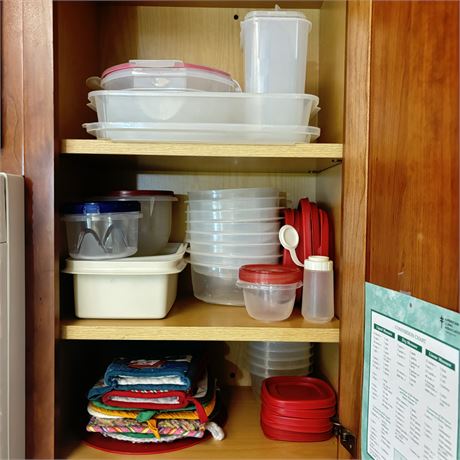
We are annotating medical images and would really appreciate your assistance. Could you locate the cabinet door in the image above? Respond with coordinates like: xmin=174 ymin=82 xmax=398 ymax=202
xmin=368 ymin=1 xmax=459 ymax=310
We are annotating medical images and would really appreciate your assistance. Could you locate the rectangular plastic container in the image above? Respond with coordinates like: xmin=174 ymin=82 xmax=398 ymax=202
xmin=84 ymin=122 xmax=320 ymax=144
xmin=241 ymin=10 xmax=312 ymax=93
xmin=97 ymin=60 xmax=241 ymax=92
xmin=63 ymin=244 xmax=187 ymax=319
xmin=88 ymin=91 xmax=319 ymax=126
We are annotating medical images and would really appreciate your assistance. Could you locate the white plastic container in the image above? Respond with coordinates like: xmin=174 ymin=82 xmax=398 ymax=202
xmin=237 ymin=264 xmax=302 ymax=321
xmin=188 ymin=251 xmax=282 ymax=267
xmin=187 ymin=207 xmax=282 ymax=221
xmin=94 ymin=60 xmax=241 ymax=92
xmin=186 ymin=231 xmax=280 ymax=244
xmin=88 ymin=91 xmax=319 ymax=125
xmin=250 ymin=366 xmax=312 ymax=396
xmin=63 ymin=244 xmax=187 ymax=318
xmin=105 ymin=190 xmax=177 ymax=256
xmin=189 ymin=242 xmax=280 ymax=256
xmin=248 ymin=341 xmax=312 ymax=356
xmin=84 ymin=122 xmax=320 ymax=144
xmin=186 ymin=196 xmax=281 ymax=212
xmin=190 ymin=264 xmax=244 ymax=306
xmin=186 ymin=218 xmax=281 ymax=234
xmin=61 ymin=201 xmax=141 ymax=260
xmin=248 ymin=354 xmax=312 ymax=370
xmin=241 ymin=10 xmax=312 ymax=93
xmin=189 ymin=187 xmax=278 ymax=201
xmin=301 ymin=256 xmax=334 ymax=323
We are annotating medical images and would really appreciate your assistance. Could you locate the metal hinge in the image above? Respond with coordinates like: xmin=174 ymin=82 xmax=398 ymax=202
xmin=332 ymin=417 xmax=356 ymax=457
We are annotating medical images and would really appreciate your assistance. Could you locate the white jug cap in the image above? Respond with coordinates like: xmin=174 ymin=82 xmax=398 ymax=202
xmin=304 ymin=256 xmax=333 ymax=271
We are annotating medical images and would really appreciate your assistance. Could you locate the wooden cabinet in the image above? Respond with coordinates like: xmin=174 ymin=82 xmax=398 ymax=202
xmin=1 ymin=1 xmax=458 ymax=458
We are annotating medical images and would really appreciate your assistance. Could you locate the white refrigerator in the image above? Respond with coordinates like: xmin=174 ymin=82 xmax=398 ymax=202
xmin=0 ymin=173 xmax=24 ymax=459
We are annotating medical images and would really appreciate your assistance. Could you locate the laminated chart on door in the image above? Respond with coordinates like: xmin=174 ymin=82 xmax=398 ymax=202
xmin=361 ymin=283 xmax=460 ymax=460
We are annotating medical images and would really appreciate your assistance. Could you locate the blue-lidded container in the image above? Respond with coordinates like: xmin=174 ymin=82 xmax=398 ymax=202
xmin=61 ymin=201 xmax=141 ymax=260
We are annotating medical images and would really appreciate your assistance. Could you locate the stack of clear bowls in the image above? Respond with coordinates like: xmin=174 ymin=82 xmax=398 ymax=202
xmin=247 ymin=342 xmax=313 ymax=396
xmin=186 ymin=188 xmax=283 ymax=306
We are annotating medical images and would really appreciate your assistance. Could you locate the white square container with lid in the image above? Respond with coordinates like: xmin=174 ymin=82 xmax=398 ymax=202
xmin=63 ymin=243 xmax=187 ymax=319
xmin=88 ymin=60 xmax=241 ymax=92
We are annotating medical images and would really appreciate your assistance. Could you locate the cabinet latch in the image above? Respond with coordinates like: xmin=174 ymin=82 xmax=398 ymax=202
xmin=332 ymin=417 xmax=356 ymax=457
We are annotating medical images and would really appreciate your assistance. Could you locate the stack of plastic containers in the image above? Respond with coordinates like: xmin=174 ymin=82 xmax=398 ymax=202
xmin=186 ymin=188 xmax=283 ymax=306
xmin=247 ymin=342 xmax=313 ymax=396
xmin=261 ymin=376 xmax=336 ymax=442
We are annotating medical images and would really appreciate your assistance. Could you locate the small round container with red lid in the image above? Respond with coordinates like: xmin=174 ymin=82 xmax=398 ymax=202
xmin=236 ymin=264 xmax=302 ymax=321
xmin=105 ymin=190 xmax=177 ymax=256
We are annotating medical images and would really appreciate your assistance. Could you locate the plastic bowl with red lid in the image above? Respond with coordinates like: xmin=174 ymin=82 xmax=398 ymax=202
xmin=92 ymin=60 xmax=241 ymax=92
xmin=236 ymin=264 xmax=302 ymax=321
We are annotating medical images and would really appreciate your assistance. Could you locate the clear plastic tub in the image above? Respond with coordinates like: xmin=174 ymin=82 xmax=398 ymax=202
xmin=189 ymin=242 xmax=280 ymax=256
xmin=84 ymin=122 xmax=320 ymax=144
xmin=247 ymin=353 xmax=313 ymax=370
xmin=186 ymin=219 xmax=281 ymax=234
xmin=237 ymin=265 xmax=303 ymax=321
xmin=241 ymin=10 xmax=311 ymax=93
xmin=63 ymin=243 xmax=187 ymax=318
xmin=88 ymin=91 xmax=319 ymax=125
xmin=104 ymin=190 xmax=177 ymax=256
xmin=61 ymin=201 xmax=141 ymax=260
xmin=248 ymin=341 xmax=312 ymax=354
xmin=247 ymin=348 xmax=313 ymax=362
xmin=96 ymin=60 xmax=241 ymax=92
xmin=189 ymin=251 xmax=282 ymax=267
xmin=188 ymin=187 xmax=278 ymax=201
xmin=250 ymin=362 xmax=312 ymax=376
xmin=191 ymin=264 xmax=243 ymax=306
xmin=186 ymin=196 xmax=280 ymax=211
xmin=187 ymin=207 xmax=282 ymax=221
xmin=250 ymin=367 xmax=312 ymax=397
xmin=185 ymin=231 xmax=280 ymax=244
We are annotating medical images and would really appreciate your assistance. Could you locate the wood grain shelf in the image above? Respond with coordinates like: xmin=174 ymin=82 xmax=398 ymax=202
xmin=60 ymin=139 xmax=343 ymax=173
xmin=62 ymin=387 xmax=337 ymax=459
xmin=60 ymin=297 xmax=340 ymax=342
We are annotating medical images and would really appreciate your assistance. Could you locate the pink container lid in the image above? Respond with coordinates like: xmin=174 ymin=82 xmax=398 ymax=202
xmin=101 ymin=60 xmax=232 ymax=79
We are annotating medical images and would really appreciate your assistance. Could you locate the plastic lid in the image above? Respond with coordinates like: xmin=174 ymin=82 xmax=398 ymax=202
xmin=261 ymin=408 xmax=333 ymax=433
xmin=304 ymin=256 xmax=333 ymax=271
xmin=243 ymin=10 xmax=308 ymax=20
xmin=261 ymin=376 xmax=336 ymax=410
xmin=101 ymin=60 xmax=232 ymax=79
xmin=261 ymin=422 xmax=333 ymax=442
xmin=239 ymin=264 xmax=302 ymax=284
xmin=108 ymin=190 xmax=176 ymax=198
xmin=261 ymin=402 xmax=336 ymax=419
xmin=61 ymin=201 xmax=140 ymax=215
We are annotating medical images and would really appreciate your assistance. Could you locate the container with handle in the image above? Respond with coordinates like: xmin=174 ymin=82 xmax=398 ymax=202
xmin=279 ymin=225 xmax=334 ymax=323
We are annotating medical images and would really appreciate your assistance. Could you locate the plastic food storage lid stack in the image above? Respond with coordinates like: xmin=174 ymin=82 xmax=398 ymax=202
xmin=260 ymin=376 xmax=336 ymax=442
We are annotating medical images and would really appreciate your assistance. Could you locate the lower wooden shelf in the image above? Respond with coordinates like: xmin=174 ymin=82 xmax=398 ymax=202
xmin=64 ymin=387 xmax=338 ymax=459
xmin=60 ymin=297 xmax=340 ymax=342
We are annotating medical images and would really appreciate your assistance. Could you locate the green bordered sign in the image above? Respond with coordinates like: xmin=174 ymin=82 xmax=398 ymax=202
xmin=362 ymin=283 xmax=460 ymax=460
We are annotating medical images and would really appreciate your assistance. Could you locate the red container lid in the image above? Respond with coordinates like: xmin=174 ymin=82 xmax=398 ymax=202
xmin=108 ymin=190 xmax=175 ymax=197
xmin=261 ymin=407 xmax=333 ymax=433
xmin=261 ymin=402 xmax=336 ymax=419
xmin=261 ymin=377 xmax=336 ymax=410
xmin=261 ymin=421 xmax=333 ymax=442
xmin=239 ymin=264 xmax=302 ymax=285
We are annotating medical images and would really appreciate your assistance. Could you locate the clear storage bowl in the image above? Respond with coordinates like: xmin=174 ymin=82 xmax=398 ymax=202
xmin=186 ymin=231 xmax=280 ymax=244
xmin=237 ymin=280 xmax=302 ymax=321
xmin=104 ymin=191 xmax=177 ymax=256
xmin=186 ymin=207 xmax=282 ymax=221
xmin=191 ymin=264 xmax=243 ymax=306
xmin=186 ymin=196 xmax=280 ymax=211
xmin=247 ymin=353 xmax=313 ymax=370
xmin=188 ymin=187 xmax=278 ymax=201
xmin=186 ymin=219 xmax=282 ymax=234
xmin=248 ymin=341 xmax=312 ymax=353
xmin=189 ymin=242 xmax=281 ymax=256
xmin=61 ymin=201 xmax=141 ymax=260
xmin=250 ymin=367 xmax=312 ymax=397
xmin=189 ymin=251 xmax=282 ymax=267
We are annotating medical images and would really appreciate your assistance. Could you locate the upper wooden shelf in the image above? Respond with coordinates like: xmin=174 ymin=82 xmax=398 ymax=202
xmin=60 ymin=297 xmax=340 ymax=342
xmin=60 ymin=139 xmax=343 ymax=173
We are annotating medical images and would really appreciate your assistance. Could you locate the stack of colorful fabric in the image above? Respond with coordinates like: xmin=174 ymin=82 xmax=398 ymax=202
xmin=86 ymin=356 xmax=225 ymax=444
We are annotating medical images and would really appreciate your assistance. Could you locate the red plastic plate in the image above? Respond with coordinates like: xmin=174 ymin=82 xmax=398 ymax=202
xmin=261 ymin=402 xmax=336 ymax=419
xmin=84 ymin=432 xmax=209 ymax=455
xmin=262 ymin=376 xmax=336 ymax=410
xmin=261 ymin=422 xmax=333 ymax=442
